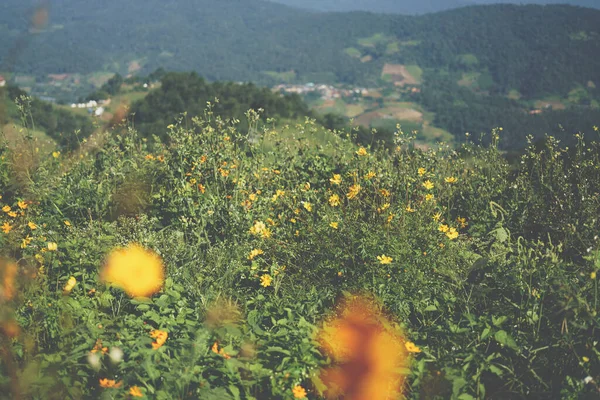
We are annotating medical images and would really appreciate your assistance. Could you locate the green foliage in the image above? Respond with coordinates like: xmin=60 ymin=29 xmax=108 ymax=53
xmin=0 ymin=108 xmax=599 ymax=399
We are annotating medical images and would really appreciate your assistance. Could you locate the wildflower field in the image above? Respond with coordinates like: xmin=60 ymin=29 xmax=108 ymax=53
xmin=0 ymin=109 xmax=599 ymax=399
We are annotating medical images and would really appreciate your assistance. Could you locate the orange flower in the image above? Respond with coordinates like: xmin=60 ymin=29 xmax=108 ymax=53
xmin=1 ymin=222 xmax=12 ymax=234
xmin=405 ymin=341 xmax=422 ymax=353
xmin=1 ymin=261 xmax=17 ymax=301
xmin=211 ymin=341 xmax=231 ymax=359
xmin=101 ymin=244 xmax=164 ymax=298
xmin=318 ymin=296 xmax=409 ymax=400
xmin=99 ymin=378 xmax=122 ymax=388
xmin=17 ymin=201 xmax=27 ymax=210
xmin=150 ymin=329 xmax=168 ymax=350
xmin=292 ymin=385 xmax=307 ymax=399
xmin=129 ymin=386 xmax=143 ymax=397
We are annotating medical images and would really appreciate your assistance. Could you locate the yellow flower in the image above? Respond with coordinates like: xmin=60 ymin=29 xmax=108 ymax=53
xmin=377 ymin=203 xmax=390 ymax=213
xmin=292 ymin=385 xmax=307 ymax=399
xmin=330 ymin=222 xmax=339 ymax=230
xmin=47 ymin=242 xmax=58 ymax=251
xmin=422 ymin=180 xmax=434 ymax=190
xmin=330 ymin=174 xmax=342 ymax=185
xmin=211 ymin=341 xmax=231 ymax=359
xmin=377 ymin=255 xmax=393 ymax=264
xmin=2 ymin=222 xmax=13 ymax=234
xmin=17 ymin=201 xmax=27 ymax=210
xmin=582 ymin=356 xmax=590 ymax=363
xmin=591 ymin=271 xmax=597 ymax=280
xmin=129 ymin=386 xmax=143 ymax=397
xmin=593 ymin=125 xmax=598 ymax=132
xmin=446 ymin=227 xmax=459 ymax=240
xmin=364 ymin=171 xmax=376 ymax=180
xmin=386 ymin=213 xmax=395 ymax=224
xmin=457 ymin=217 xmax=467 ymax=228
xmin=63 ymin=276 xmax=77 ymax=293
xmin=2 ymin=205 xmax=10 ymax=213
xmin=347 ymin=184 xmax=361 ymax=200
xmin=405 ymin=341 xmax=421 ymax=353
xmin=52 ymin=151 xmax=60 ymax=159
xmin=28 ymin=222 xmax=37 ymax=230
xmin=248 ymin=249 xmax=264 ymax=260
xmin=444 ymin=177 xmax=458 ymax=184
xmin=438 ymin=224 xmax=449 ymax=233
xmin=260 ymin=274 xmax=273 ymax=287
xmin=329 ymin=194 xmax=341 ymax=207
xmin=356 ymin=147 xmax=368 ymax=156
xmin=249 ymin=221 xmax=267 ymax=236
xmin=145 ymin=154 xmax=155 ymax=160
xmin=21 ymin=236 xmax=32 ymax=249
xmin=405 ymin=205 xmax=416 ymax=213
xmin=150 ymin=329 xmax=168 ymax=350
xmin=379 ymin=189 xmax=390 ymax=197
xmin=64 ymin=220 xmax=71 ymax=226
xmin=425 ymin=194 xmax=434 ymax=202
xmin=101 ymin=244 xmax=165 ymax=298
xmin=433 ymin=213 xmax=442 ymax=221
xmin=7 ymin=211 xmax=16 ymax=218
xmin=198 ymin=184 xmax=206 ymax=193
xmin=418 ymin=167 xmax=426 ymax=176
xmin=303 ymin=202 xmax=313 ymax=212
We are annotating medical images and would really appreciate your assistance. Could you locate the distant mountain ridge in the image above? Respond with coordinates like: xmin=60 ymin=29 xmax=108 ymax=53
xmin=267 ymin=0 xmax=600 ymax=14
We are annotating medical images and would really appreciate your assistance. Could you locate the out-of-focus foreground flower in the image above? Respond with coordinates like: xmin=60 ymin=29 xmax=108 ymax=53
xmin=318 ymin=296 xmax=410 ymax=400
xmin=101 ymin=244 xmax=164 ymax=297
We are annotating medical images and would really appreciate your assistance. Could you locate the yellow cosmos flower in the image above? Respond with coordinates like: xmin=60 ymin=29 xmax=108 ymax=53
xmin=17 ymin=201 xmax=27 ymax=210
xmin=248 ymin=249 xmax=264 ymax=260
xmin=422 ymin=180 xmax=434 ymax=190
xmin=418 ymin=167 xmax=426 ymax=176
xmin=64 ymin=220 xmax=71 ymax=226
xmin=433 ymin=213 xmax=442 ymax=221
xmin=63 ymin=276 xmax=77 ymax=293
xmin=260 ymin=274 xmax=273 ymax=287
xmin=364 ymin=171 xmax=376 ymax=180
xmin=329 ymin=194 xmax=341 ymax=207
xmin=330 ymin=222 xmax=339 ymax=230
xmin=303 ymin=202 xmax=313 ymax=212
xmin=425 ymin=194 xmax=434 ymax=202
xmin=2 ymin=223 xmax=13 ymax=234
xmin=20 ymin=236 xmax=32 ymax=249
xmin=591 ymin=271 xmax=596 ymax=280
xmin=457 ymin=217 xmax=467 ymax=228
xmin=7 ymin=211 xmax=16 ymax=218
xmin=249 ymin=221 xmax=270 ymax=237
xmin=438 ymin=224 xmax=449 ymax=233
xmin=356 ymin=147 xmax=368 ymax=156
xmin=330 ymin=174 xmax=342 ymax=185
xmin=347 ymin=184 xmax=361 ymax=200
xmin=2 ymin=205 xmax=10 ymax=213
xmin=101 ymin=244 xmax=165 ymax=298
xmin=379 ymin=189 xmax=390 ymax=197
xmin=445 ymin=177 xmax=458 ymax=184
xmin=405 ymin=205 xmax=416 ymax=213
xmin=47 ymin=242 xmax=58 ymax=251
xmin=446 ymin=227 xmax=459 ymax=240
xmin=405 ymin=341 xmax=421 ymax=353
xmin=129 ymin=386 xmax=143 ymax=397
xmin=292 ymin=385 xmax=307 ymax=399
xmin=377 ymin=255 xmax=393 ymax=264
xmin=28 ymin=222 xmax=37 ymax=230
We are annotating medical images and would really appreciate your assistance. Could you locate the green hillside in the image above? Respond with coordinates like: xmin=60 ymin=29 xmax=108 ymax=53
xmin=1 ymin=2 xmax=600 ymax=99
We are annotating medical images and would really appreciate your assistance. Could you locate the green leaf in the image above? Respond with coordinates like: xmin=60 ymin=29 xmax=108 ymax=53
xmin=494 ymin=330 xmax=518 ymax=350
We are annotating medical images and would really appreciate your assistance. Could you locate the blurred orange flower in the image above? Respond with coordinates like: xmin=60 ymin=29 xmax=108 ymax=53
xmin=318 ymin=297 xmax=409 ymax=400
xmin=150 ymin=329 xmax=168 ymax=350
xmin=99 ymin=378 xmax=122 ymax=388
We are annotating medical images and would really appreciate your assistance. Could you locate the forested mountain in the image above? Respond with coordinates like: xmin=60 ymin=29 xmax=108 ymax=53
xmin=268 ymin=0 xmax=600 ymax=14
xmin=1 ymin=1 xmax=600 ymax=99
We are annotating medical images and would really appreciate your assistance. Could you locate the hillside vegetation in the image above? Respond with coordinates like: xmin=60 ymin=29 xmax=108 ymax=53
xmin=0 ymin=101 xmax=599 ymax=398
